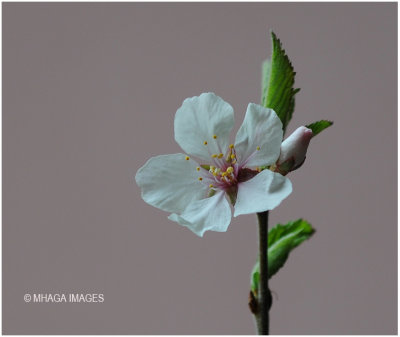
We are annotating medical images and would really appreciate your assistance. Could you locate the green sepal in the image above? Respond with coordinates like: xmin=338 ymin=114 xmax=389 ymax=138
xmin=306 ymin=120 xmax=333 ymax=137
xmin=251 ymin=219 xmax=315 ymax=294
xmin=261 ymin=31 xmax=300 ymax=132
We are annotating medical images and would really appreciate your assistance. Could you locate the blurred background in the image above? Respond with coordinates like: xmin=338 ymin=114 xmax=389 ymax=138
xmin=3 ymin=3 xmax=397 ymax=334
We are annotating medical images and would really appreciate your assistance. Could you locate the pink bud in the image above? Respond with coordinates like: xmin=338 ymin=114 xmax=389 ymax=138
xmin=276 ymin=126 xmax=313 ymax=175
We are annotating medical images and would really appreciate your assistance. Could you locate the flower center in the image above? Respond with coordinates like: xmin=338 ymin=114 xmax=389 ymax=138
xmin=185 ymin=136 xmax=261 ymax=198
xmin=193 ymin=140 xmax=242 ymax=194
xmin=209 ymin=164 xmax=236 ymax=185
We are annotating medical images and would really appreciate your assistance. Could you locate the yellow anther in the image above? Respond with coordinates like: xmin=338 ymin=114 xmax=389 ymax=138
xmin=221 ymin=172 xmax=227 ymax=177
xmin=218 ymin=153 xmax=224 ymax=158
xmin=213 ymin=172 xmax=218 ymax=176
xmin=211 ymin=154 xmax=218 ymax=158
xmin=209 ymin=184 xmax=214 ymax=188
xmin=257 ymin=146 xmax=260 ymax=151
xmin=185 ymin=156 xmax=190 ymax=160
xmin=230 ymin=154 xmax=236 ymax=159
xmin=204 ymin=141 xmax=208 ymax=145
xmin=196 ymin=167 xmax=200 ymax=171
xmin=213 ymin=135 xmax=217 ymax=139
xmin=198 ymin=177 xmax=203 ymax=181
xmin=226 ymin=166 xmax=234 ymax=174
xmin=229 ymin=144 xmax=234 ymax=149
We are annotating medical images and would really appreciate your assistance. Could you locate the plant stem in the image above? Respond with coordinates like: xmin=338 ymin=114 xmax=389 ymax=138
xmin=256 ymin=211 xmax=272 ymax=335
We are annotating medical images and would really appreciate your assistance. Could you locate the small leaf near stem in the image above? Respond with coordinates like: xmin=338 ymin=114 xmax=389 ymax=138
xmin=251 ymin=219 xmax=315 ymax=293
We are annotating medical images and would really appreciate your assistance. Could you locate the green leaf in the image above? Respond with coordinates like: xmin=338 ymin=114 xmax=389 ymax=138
xmin=251 ymin=219 xmax=315 ymax=294
xmin=261 ymin=31 xmax=300 ymax=132
xmin=261 ymin=60 xmax=271 ymax=107
xmin=251 ymin=263 xmax=260 ymax=294
xmin=306 ymin=120 xmax=333 ymax=137
xmin=267 ymin=219 xmax=315 ymax=277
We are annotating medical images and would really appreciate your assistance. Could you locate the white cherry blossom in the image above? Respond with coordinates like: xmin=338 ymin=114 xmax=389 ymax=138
xmin=135 ymin=93 xmax=292 ymax=236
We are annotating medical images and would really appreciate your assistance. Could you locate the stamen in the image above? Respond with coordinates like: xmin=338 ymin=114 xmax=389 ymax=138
xmin=213 ymin=135 xmax=217 ymax=139
xmin=209 ymin=184 xmax=214 ymax=188
xmin=185 ymin=156 xmax=190 ymax=160
xmin=196 ymin=167 xmax=200 ymax=171
xmin=229 ymin=144 xmax=234 ymax=149
xmin=230 ymin=154 xmax=236 ymax=160
xmin=198 ymin=177 xmax=203 ymax=181
xmin=257 ymin=146 xmax=260 ymax=151
xmin=204 ymin=141 xmax=208 ymax=145
xmin=211 ymin=154 xmax=218 ymax=158
xmin=226 ymin=166 xmax=234 ymax=173
xmin=218 ymin=153 xmax=224 ymax=158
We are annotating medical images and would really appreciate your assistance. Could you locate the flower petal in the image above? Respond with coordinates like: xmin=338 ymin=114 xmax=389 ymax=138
xmin=234 ymin=103 xmax=283 ymax=168
xmin=174 ymin=93 xmax=234 ymax=161
xmin=135 ymin=153 xmax=208 ymax=213
xmin=168 ymin=191 xmax=231 ymax=237
xmin=233 ymin=169 xmax=292 ymax=217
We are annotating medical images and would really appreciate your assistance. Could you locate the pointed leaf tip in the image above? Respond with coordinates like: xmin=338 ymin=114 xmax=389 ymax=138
xmin=306 ymin=120 xmax=333 ymax=137
xmin=261 ymin=31 xmax=299 ymax=133
xmin=251 ymin=219 xmax=315 ymax=294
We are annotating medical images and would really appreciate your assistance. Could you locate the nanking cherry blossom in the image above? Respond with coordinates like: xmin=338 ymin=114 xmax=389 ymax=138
xmin=135 ymin=93 xmax=292 ymax=236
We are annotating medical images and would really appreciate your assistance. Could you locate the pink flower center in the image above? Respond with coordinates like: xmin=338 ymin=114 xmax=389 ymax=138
xmin=194 ymin=142 xmax=259 ymax=193
xmin=184 ymin=135 xmax=262 ymax=203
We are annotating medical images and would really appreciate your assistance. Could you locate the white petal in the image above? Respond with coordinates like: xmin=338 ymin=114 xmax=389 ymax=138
xmin=174 ymin=93 xmax=234 ymax=161
xmin=234 ymin=103 xmax=283 ymax=168
xmin=135 ymin=153 xmax=208 ymax=214
xmin=234 ymin=169 xmax=292 ymax=216
xmin=168 ymin=191 xmax=231 ymax=237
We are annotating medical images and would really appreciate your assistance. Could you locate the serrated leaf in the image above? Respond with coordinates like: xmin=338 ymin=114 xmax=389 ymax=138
xmin=251 ymin=219 xmax=315 ymax=294
xmin=262 ymin=31 xmax=300 ymax=132
xmin=267 ymin=219 xmax=315 ymax=277
xmin=306 ymin=120 xmax=333 ymax=137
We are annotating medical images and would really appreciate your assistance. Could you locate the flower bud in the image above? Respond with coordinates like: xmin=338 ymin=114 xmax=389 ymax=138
xmin=275 ymin=126 xmax=313 ymax=175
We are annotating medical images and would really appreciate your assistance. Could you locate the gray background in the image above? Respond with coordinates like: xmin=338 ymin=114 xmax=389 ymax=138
xmin=3 ymin=2 xmax=397 ymax=335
